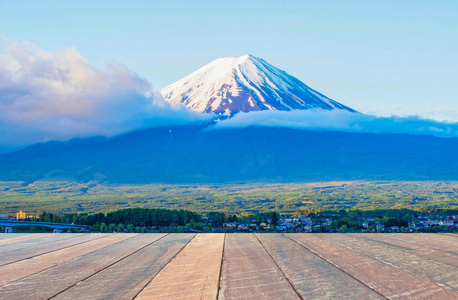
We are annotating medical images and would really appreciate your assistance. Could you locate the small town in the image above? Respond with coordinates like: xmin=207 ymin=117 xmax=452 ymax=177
xmin=1 ymin=209 xmax=458 ymax=234
xmin=215 ymin=213 xmax=458 ymax=233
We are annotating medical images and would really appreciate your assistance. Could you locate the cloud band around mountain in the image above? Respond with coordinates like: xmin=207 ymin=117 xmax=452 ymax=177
xmin=212 ymin=109 xmax=458 ymax=138
xmin=0 ymin=37 xmax=209 ymax=150
xmin=1 ymin=37 xmax=457 ymax=153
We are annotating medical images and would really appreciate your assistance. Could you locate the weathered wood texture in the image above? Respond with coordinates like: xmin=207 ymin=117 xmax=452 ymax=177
xmin=0 ymin=233 xmax=164 ymax=300
xmin=440 ymin=233 xmax=458 ymax=238
xmin=321 ymin=233 xmax=458 ymax=291
xmin=0 ymin=233 xmax=457 ymax=300
xmin=288 ymin=233 xmax=458 ymax=300
xmin=0 ymin=234 xmax=127 ymax=287
xmin=0 ymin=233 xmax=84 ymax=254
xmin=54 ymin=233 xmax=195 ymax=300
xmin=355 ymin=233 xmax=458 ymax=268
xmin=135 ymin=233 xmax=224 ymax=300
xmin=0 ymin=233 xmax=50 ymax=246
xmin=0 ymin=233 xmax=25 ymax=240
xmin=0 ymin=233 xmax=106 ymax=267
xmin=218 ymin=233 xmax=300 ymax=300
xmin=256 ymin=233 xmax=384 ymax=299
xmin=381 ymin=233 xmax=458 ymax=253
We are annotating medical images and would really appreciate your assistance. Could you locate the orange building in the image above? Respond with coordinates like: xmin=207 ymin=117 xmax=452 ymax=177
xmin=16 ymin=210 xmax=27 ymax=219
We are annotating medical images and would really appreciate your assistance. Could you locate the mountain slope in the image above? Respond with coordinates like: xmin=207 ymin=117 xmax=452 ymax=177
xmin=1 ymin=124 xmax=457 ymax=183
xmin=160 ymin=54 xmax=355 ymax=114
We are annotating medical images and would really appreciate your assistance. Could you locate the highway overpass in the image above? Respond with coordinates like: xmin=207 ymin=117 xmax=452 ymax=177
xmin=0 ymin=220 xmax=90 ymax=233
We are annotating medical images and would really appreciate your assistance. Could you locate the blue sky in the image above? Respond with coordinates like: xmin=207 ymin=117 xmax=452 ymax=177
xmin=0 ymin=0 xmax=457 ymax=149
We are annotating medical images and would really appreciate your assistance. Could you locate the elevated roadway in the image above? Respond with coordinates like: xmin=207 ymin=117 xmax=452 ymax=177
xmin=0 ymin=220 xmax=90 ymax=233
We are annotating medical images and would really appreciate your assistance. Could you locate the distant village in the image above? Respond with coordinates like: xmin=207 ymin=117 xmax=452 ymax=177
xmin=208 ymin=212 xmax=458 ymax=233
xmin=1 ymin=209 xmax=458 ymax=234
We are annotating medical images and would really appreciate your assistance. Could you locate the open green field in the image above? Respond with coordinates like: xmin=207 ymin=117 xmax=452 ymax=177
xmin=1 ymin=180 xmax=457 ymax=215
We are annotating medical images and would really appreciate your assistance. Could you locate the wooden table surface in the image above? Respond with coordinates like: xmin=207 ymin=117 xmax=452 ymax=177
xmin=0 ymin=233 xmax=456 ymax=300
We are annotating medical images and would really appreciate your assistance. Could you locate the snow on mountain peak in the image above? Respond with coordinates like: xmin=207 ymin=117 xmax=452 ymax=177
xmin=160 ymin=54 xmax=355 ymax=114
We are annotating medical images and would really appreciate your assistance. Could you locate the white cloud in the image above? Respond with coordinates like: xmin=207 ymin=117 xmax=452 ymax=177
xmin=212 ymin=109 xmax=458 ymax=138
xmin=1 ymin=37 xmax=457 ymax=153
xmin=0 ymin=38 xmax=209 ymax=149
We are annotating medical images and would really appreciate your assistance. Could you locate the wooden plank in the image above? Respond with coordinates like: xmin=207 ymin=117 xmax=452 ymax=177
xmin=288 ymin=234 xmax=458 ymax=300
xmin=256 ymin=233 xmax=384 ymax=299
xmin=0 ymin=233 xmax=129 ymax=287
xmin=0 ymin=233 xmax=104 ymax=267
xmin=135 ymin=233 xmax=224 ymax=300
xmin=0 ymin=233 xmax=26 ymax=240
xmin=440 ymin=233 xmax=458 ymax=238
xmin=218 ymin=233 xmax=300 ymax=300
xmin=380 ymin=233 xmax=458 ymax=253
xmin=54 ymin=233 xmax=195 ymax=300
xmin=420 ymin=232 xmax=458 ymax=241
xmin=0 ymin=233 xmax=50 ymax=246
xmin=0 ymin=233 xmax=84 ymax=254
xmin=0 ymin=233 xmax=165 ymax=300
xmin=0 ymin=233 xmax=35 ymax=240
xmin=321 ymin=234 xmax=458 ymax=291
xmin=355 ymin=233 xmax=458 ymax=268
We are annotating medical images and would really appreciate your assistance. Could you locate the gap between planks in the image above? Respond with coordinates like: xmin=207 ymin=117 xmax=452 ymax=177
xmin=0 ymin=233 xmax=135 ymax=288
xmin=49 ymin=233 xmax=170 ymax=300
xmin=0 ymin=233 xmax=116 ymax=269
xmin=130 ymin=233 xmax=198 ymax=299
xmin=284 ymin=234 xmax=389 ymax=300
xmin=216 ymin=233 xmax=226 ymax=300
xmin=254 ymin=233 xmax=304 ymax=300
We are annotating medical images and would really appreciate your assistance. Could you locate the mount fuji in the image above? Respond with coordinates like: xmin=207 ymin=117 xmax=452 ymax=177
xmin=2 ymin=56 xmax=458 ymax=183
xmin=161 ymin=54 xmax=355 ymax=114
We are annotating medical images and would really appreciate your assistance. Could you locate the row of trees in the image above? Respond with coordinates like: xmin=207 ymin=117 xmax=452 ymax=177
xmin=30 ymin=209 xmax=279 ymax=233
xmin=34 ymin=208 xmax=203 ymax=232
xmin=23 ymin=207 xmax=458 ymax=233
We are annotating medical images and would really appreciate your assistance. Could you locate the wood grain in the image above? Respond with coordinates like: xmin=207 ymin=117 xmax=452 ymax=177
xmin=54 ymin=233 xmax=195 ymax=300
xmin=256 ymin=233 xmax=384 ymax=299
xmin=0 ymin=234 xmax=164 ymax=300
xmin=218 ymin=233 xmax=300 ymax=300
xmin=0 ymin=233 xmax=106 ymax=267
xmin=354 ymin=233 xmax=458 ymax=268
xmin=0 ymin=233 xmax=84 ymax=254
xmin=320 ymin=233 xmax=458 ymax=291
xmin=0 ymin=233 xmax=456 ymax=299
xmin=288 ymin=233 xmax=458 ymax=300
xmin=0 ymin=233 xmax=128 ymax=287
xmin=135 ymin=233 xmax=224 ymax=300
xmin=0 ymin=233 xmax=50 ymax=246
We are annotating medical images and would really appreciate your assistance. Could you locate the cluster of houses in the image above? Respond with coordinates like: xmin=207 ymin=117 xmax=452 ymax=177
xmin=211 ymin=213 xmax=458 ymax=233
xmin=216 ymin=215 xmax=315 ymax=233
xmin=413 ymin=218 xmax=458 ymax=229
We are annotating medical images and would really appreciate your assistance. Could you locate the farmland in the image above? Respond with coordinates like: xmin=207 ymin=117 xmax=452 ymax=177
xmin=0 ymin=233 xmax=456 ymax=299
xmin=1 ymin=180 xmax=458 ymax=215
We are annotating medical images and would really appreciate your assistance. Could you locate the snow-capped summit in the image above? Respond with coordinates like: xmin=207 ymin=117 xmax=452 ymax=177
xmin=160 ymin=54 xmax=355 ymax=114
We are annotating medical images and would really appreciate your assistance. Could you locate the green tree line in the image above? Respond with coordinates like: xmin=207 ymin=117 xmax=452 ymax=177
xmin=34 ymin=208 xmax=202 ymax=231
